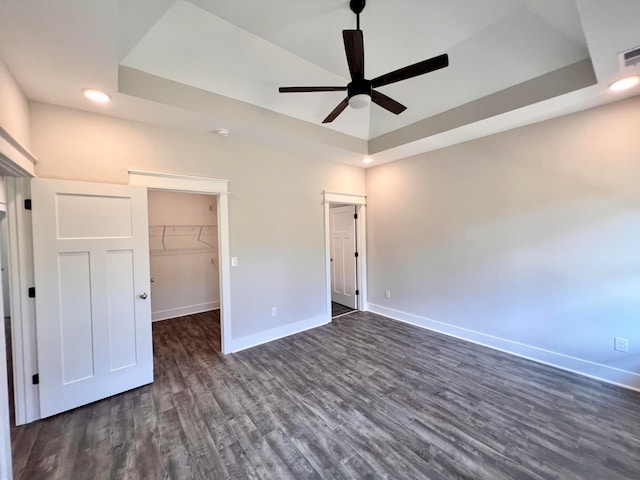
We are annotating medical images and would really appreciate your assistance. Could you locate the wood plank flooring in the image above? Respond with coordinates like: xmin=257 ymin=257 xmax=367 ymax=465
xmin=331 ymin=302 xmax=356 ymax=318
xmin=10 ymin=310 xmax=640 ymax=479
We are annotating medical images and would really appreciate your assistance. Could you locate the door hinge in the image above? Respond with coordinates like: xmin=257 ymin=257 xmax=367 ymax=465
xmin=24 ymin=199 xmax=32 ymax=210
xmin=32 ymin=374 xmax=39 ymax=385
xmin=28 ymin=287 xmax=36 ymax=298
xmin=355 ymin=290 xmax=360 ymax=295
xmin=354 ymin=213 xmax=358 ymax=219
xmin=354 ymin=252 xmax=359 ymax=258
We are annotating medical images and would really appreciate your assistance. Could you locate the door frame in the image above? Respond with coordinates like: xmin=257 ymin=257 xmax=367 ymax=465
xmin=323 ymin=191 xmax=367 ymax=317
xmin=129 ymin=170 xmax=232 ymax=354
xmin=6 ymin=177 xmax=39 ymax=425
xmin=7 ymin=171 xmax=233 ymax=425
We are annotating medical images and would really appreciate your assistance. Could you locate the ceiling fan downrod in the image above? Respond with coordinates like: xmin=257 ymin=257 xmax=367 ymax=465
xmin=350 ymin=0 xmax=366 ymax=30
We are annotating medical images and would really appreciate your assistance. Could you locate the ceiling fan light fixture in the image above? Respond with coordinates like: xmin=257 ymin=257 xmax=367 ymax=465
xmin=349 ymin=93 xmax=371 ymax=109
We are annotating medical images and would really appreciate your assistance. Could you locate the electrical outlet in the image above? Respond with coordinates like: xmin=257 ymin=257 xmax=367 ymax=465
xmin=614 ymin=337 xmax=629 ymax=353
xmin=384 ymin=290 xmax=391 ymax=299
xmin=271 ymin=307 xmax=277 ymax=317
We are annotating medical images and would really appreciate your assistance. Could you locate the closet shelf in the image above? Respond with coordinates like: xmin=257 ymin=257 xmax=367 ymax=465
xmin=149 ymin=225 xmax=217 ymax=253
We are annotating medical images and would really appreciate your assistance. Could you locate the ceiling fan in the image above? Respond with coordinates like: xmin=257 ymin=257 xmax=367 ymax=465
xmin=279 ymin=0 xmax=449 ymax=124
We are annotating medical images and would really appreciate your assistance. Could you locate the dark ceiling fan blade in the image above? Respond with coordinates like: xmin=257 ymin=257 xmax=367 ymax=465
xmin=371 ymin=90 xmax=406 ymax=115
xmin=343 ymin=29 xmax=365 ymax=80
xmin=371 ymin=53 xmax=449 ymax=88
xmin=322 ymin=98 xmax=350 ymax=123
xmin=279 ymin=86 xmax=347 ymax=93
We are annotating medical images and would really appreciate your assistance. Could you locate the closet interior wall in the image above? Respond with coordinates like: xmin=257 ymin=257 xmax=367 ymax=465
xmin=147 ymin=190 xmax=219 ymax=321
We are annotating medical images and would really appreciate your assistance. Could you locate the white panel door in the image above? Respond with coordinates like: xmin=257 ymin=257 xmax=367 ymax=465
xmin=31 ymin=178 xmax=153 ymax=418
xmin=330 ymin=205 xmax=357 ymax=309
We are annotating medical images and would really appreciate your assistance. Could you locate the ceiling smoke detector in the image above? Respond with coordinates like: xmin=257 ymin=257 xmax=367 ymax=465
xmin=215 ymin=128 xmax=230 ymax=137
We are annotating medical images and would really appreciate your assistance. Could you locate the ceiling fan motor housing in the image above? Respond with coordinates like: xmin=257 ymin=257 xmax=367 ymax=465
xmin=347 ymin=79 xmax=372 ymax=99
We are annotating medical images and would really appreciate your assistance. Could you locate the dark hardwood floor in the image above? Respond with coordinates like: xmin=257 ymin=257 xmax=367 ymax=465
xmin=331 ymin=301 xmax=356 ymax=318
xmin=10 ymin=310 xmax=640 ymax=479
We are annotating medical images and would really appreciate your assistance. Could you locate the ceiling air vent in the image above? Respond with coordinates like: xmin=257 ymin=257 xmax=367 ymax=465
xmin=618 ymin=46 xmax=640 ymax=68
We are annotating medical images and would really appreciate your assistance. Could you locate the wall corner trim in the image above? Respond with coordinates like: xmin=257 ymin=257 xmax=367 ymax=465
xmin=367 ymin=303 xmax=640 ymax=393
xmin=228 ymin=314 xmax=330 ymax=353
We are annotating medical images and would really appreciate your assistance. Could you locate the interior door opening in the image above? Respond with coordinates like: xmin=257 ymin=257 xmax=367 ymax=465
xmin=147 ymin=190 xmax=222 ymax=351
xmin=330 ymin=204 xmax=359 ymax=318
xmin=0 ymin=208 xmax=11 ymax=480
xmin=0 ymin=210 xmax=14 ymax=424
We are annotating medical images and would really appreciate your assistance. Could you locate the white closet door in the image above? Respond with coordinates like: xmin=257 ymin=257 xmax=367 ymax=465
xmin=330 ymin=205 xmax=357 ymax=309
xmin=32 ymin=178 xmax=153 ymax=418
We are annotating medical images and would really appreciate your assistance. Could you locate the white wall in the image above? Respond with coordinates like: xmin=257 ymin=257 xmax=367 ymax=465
xmin=0 ymin=60 xmax=29 ymax=148
xmin=0 ymin=58 xmax=34 ymax=179
xmin=148 ymin=191 xmax=219 ymax=321
xmin=366 ymin=95 xmax=640 ymax=389
xmin=29 ymin=102 xmax=366 ymax=343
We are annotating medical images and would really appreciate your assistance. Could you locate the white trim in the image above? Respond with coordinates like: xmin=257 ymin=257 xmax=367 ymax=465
xmin=323 ymin=191 xmax=367 ymax=205
xmin=129 ymin=170 xmax=229 ymax=194
xmin=5 ymin=178 xmax=39 ymax=425
xmin=0 ymin=126 xmax=37 ymax=177
xmin=228 ymin=314 xmax=330 ymax=353
xmin=128 ymin=170 xmax=232 ymax=354
xmin=356 ymin=205 xmax=368 ymax=312
xmin=323 ymin=192 xmax=368 ymax=316
xmin=368 ymin=303 xmax=640 ymax=393
xmin=217 ymin=192 xmax=232 ymax=351
xmin=152 ymin=301 xmax=220 ymax=322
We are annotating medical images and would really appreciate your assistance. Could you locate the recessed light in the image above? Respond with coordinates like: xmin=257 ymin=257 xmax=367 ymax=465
xmin=82 ymin=88 xmax=111 ymax=103
xmin=362 ymin=157 xmax=373 ymax=164
xmin=609 ymin=76 xmax=640 ymax=92
xmin=215 ymin=128 xmax=230 ymax=137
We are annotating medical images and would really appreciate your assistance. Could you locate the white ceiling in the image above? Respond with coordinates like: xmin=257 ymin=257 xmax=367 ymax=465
xmin=1 ymin=0 xmax=639 ymax=167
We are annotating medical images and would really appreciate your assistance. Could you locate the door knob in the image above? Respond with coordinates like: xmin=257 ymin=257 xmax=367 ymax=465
xmin=139 ymin=292 xmax=148 ymax=300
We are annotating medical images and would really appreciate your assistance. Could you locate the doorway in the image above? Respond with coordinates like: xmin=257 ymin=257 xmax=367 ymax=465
xmin=147 ymin=190 xmax=221 ymax=347
xmin=329 ymin=205 xmax=358 ymax=318
xmin=129 ymin=170 xmax=232 ymax=354
xmin=0 ymin=210 xmax=13 ymax=421
xmin=323 ymin=191 xmax=368 ymax=320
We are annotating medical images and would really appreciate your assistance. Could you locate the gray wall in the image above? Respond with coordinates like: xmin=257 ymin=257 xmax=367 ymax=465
xmin=0 ymin=58 xmax=30 ymax=147
xmin=366 ymin=95 xmax=640 ymax=388
xmin=30 ymin=102 xmax=365 ymax=342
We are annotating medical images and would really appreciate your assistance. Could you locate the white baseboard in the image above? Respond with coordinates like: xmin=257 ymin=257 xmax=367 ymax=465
xmin=152 ymin=301 xmax=220 ymax=322
xmin=367 ymin=303 xmax=640 ymax=392
xmin=229 ymin=314 xmax=330 ymax=353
